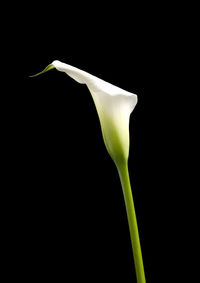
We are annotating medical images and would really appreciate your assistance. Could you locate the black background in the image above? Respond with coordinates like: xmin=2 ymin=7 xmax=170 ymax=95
xmin=2 ymin=2 xmax=189 ymax=283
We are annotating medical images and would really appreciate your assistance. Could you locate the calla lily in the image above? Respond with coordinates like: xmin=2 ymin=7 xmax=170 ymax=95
xmin=32 ymin=60 xmax=137 ymax=166
xmin=31 ymin=61 xmax=146 ymax=283
xmin=53 ymin=60 xmax=138 ymax=166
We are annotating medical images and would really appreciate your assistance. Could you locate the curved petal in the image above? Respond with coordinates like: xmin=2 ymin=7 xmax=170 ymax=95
xmin=52 ymin=60 xmax=137 ymax=98
xmin=52 ymin=60 xmax=138 ymax=164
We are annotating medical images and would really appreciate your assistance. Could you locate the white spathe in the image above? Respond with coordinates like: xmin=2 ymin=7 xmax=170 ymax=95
xmin=52 ymin=60 xmax=138 ymax=165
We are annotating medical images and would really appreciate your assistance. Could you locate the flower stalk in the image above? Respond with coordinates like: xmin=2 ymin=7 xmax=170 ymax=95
xmin=117 ymin=161 xmax=146 ymax=283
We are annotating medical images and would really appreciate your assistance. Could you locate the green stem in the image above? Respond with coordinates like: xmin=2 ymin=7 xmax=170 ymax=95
xmin=117 ymin=161 xmax=146 ymax=283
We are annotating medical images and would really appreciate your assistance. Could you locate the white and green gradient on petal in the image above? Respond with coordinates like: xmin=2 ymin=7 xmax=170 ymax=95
xmin=52 ymin=60 xmax=137 ymax=166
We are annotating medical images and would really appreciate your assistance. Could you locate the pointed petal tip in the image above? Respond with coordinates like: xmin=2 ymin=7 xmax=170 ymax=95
xmin=29 ymin=64 xmax=55 ymax=78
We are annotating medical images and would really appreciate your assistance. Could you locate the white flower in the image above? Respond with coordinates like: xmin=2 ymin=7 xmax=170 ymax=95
xmin=31 ymin=63 xmax=145 ymax=282
xmin=32 ymin=60 xmax=138 ymax=166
